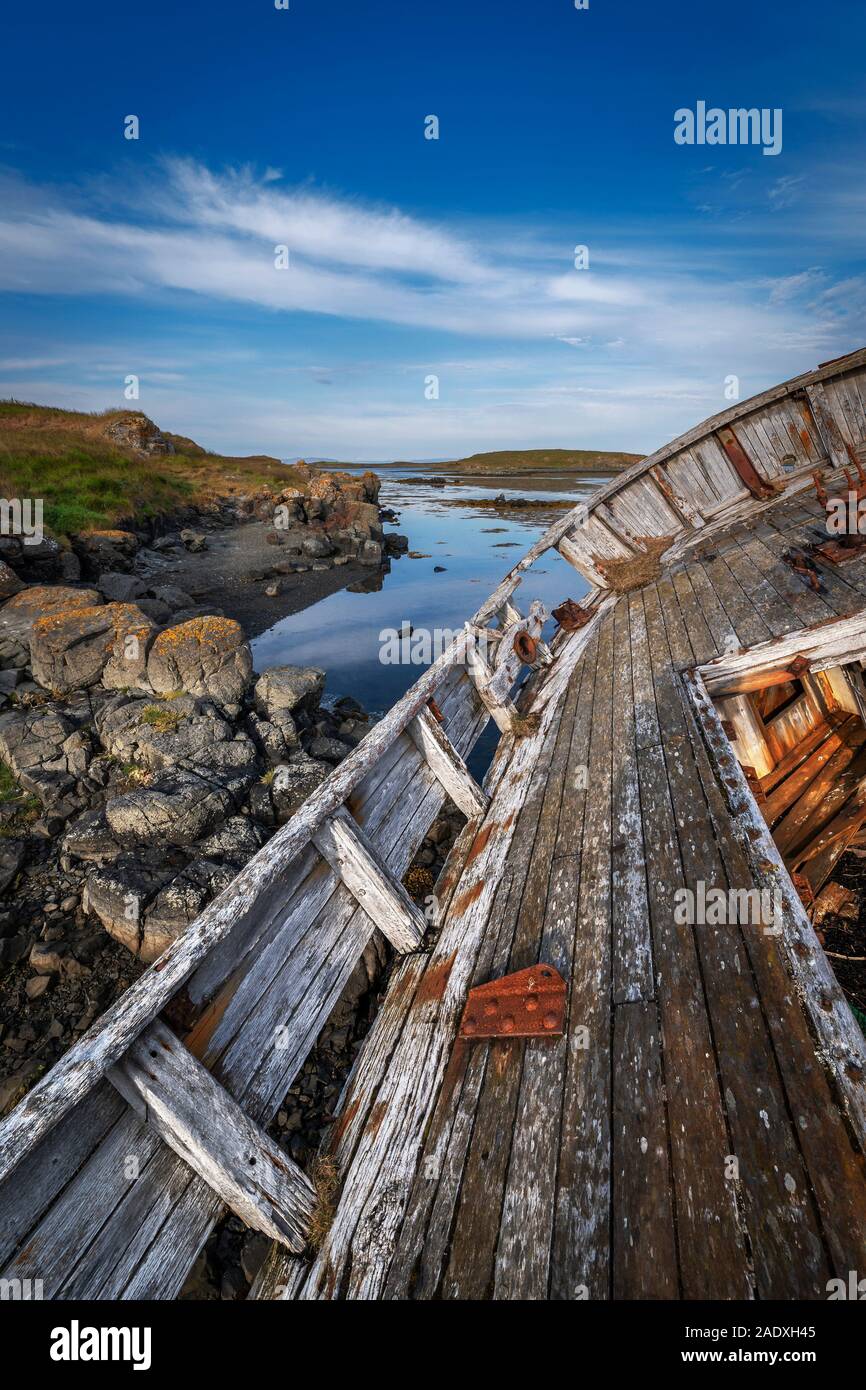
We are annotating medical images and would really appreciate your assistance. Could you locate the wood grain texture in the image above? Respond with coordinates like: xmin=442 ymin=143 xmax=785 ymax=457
xmin=109 ymin=1018 xmax=316 ymax=1249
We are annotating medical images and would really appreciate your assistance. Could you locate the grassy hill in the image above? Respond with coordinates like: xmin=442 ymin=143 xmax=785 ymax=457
xmin=407 ymin=447 xmax=642 ymax=476
xmin=0 ymin=402 xmax=303 ymax=537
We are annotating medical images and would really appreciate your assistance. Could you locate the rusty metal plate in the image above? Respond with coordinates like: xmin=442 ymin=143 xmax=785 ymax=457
xmin=459 ymin=964 xmax=567 ymax=1040
xmin=551 ymin=598 xmax=592 ymax=631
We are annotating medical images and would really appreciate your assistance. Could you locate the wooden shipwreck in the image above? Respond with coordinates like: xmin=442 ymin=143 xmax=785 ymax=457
xmin=2 ymin=347 xmax=866 ymax=1300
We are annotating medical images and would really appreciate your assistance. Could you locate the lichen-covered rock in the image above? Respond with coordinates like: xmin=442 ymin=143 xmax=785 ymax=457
xmin=72 ymin=529 xmax=139 ymax=576
xmin=147 ymin=617 xmax=252 ymax=711
xmin=140 ymin=859 xmax=237 ymax=961
xmin=246 ymin=709 xmax=299 ymax=764
xmin=0 ymin=585 xmax=102 ymax=645
xmin=0 ymin=560 xmax=23 ymax=600
xmin=101 ymin=412 xmax=174 ymax=457
xmin=101 ymin=609 xmax=158 ymax=692
xmin=82 ymin=854 xmax=178 ymax=957
xmin=0 ymin=702 xmax=93 ymax=805
xmin=254 ymin=664 xmax=325 ymax=718
xmin=29 ymin=602 xmax=154 ymax=695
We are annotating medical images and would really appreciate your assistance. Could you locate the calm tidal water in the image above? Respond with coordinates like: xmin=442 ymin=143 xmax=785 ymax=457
xmin=251 ymin=470 xmax=609 ymax=774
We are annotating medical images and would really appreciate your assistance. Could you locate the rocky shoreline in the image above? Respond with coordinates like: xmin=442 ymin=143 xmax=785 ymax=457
xmin=0 ymin=464 xmax=461 ymax=1296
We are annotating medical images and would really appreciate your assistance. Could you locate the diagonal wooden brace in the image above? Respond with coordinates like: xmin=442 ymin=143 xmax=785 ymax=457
xmin=109 ymin=1018 xmax=316 ymax=1250
xmin=408 ymin=707 xmax=490 ymax=820
xmin=313 ymin=806 xmax=427 ymax=953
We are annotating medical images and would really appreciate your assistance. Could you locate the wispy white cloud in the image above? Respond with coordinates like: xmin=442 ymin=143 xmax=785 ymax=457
xmin=0 ymin=158 xmax=863 ymax=455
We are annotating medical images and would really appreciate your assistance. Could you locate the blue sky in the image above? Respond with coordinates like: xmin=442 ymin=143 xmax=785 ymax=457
xmin=0 ymin=0 xmax=864 ymax=459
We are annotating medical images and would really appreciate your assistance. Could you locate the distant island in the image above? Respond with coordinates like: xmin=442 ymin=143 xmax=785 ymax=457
xmin=389 ymin=447 xmax=642 ymax=477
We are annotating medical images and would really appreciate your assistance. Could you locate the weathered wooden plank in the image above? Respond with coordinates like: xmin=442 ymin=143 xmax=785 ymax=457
xmin=682 ymin=671 xmax=866 ymax=1276
xmin=557 ymin=531 xmax=608 ymax=589
xmin=490 ymin=659 xmax=597 ymax=1299
xmin=0 ymin=1082 xmax=126 ymax=1270
xmin=381 ymin=637 xmax=601 ymax=1301
xmin=612 ymin=1000 xmax=678 ymax=1298
xmin=701 ymin=610 xmax=866 ymax=697
xmin=683 ymin=561 xmax=738 ymax=651
xmin=723 ymin=543 xmax=804 ymax=639
xmin=669 ymin=566 xmax=718 ymax=665
xmin=610 ymin=599 xmax=653 ymax=1003
xmin=635 ymin=735 xmax=749 ymax=1296
xmin=807 ymin=381 xmax=856 ymax=470
xmin=441 ymin=663 xmax=584 ymax=1300
xmin=292 ymin=620 xmax=601 ymax=1299
xmin=762 ymin=724 xmax=850 ymax=826
xmin=647 ymin=594 xmax=831 ymax=1298
xmin=312 ymin=807 xmax=426 ymax=953
xmin=109 ymin=1018 xmax=316 ymax=1249
xmin=775 ymin=735 xmax=866 ymax=858
xmin=649 ymin=464 xmax=704 ymax=529
xmin=408 ymin=706 xmax=489 ymax=820
xmin=549 ymin=612 xmax=615 ymax=1299
xmin=701 ymin=552 xmax=772 ymax=649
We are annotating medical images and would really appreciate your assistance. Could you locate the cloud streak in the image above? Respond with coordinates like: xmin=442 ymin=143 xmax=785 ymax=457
xmin=0 ymin=158 xmax=863 ymax=455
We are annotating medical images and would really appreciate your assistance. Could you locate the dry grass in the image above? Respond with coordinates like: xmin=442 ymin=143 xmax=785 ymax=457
xmin=0 ymin=400 xmax=305 ymax=536
xmin=595 ymin=536 xmax=675 ymax=593
xmin=307 ymin=1155 xmax=341 ymax=1251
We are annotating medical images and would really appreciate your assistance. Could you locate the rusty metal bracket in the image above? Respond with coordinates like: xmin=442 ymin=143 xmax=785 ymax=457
xmin=459 ymin=965 xmax=567 ymax=1040
xmin=551 ymin=598 xmax=592 ymax=631
xmin=717 ymin=426 xmax=780 ymax=500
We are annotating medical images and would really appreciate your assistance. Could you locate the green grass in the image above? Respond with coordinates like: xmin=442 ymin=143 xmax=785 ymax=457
xmin=140 ymin=704 xmax=181 ymax=734
xmin=0 ymin=400 xmax=306 ymax=538
xmin=0 ymin=759 xmax=41 ymax=835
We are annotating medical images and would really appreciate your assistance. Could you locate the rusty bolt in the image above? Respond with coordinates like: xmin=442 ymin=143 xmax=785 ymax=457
xmin=543 ymin=1013 xmax=559 ymax=1030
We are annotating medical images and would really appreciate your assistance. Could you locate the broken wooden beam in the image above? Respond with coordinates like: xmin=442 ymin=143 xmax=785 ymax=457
xmin=109 ymin=1018 xmax=316 ymax=1250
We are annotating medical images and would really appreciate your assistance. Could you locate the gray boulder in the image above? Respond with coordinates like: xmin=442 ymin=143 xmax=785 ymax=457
xmin=149 ymin=584 xmax=194 ymax=612
xmin=29 ymin=602 xmax=154 ymax=695
xmin=142 ymin=859 xmax=236 ymax=961
xmin=308 ymin=735 xmax=352 ymax=763
xmin=302 ymin=535 xmax=333 ymax=559
xmin=97 ymin=572 xmax=147 ymax=603
xmin=0 ymin=585 xmax=102 ymax=646
xmin=180 ymin=529 xmax=208 ymax=553
xmin=254 ymin=664 xmax=325 ymax=718
xmin=103 ymin=768 xmax=241 ymax=849
xmin=96 ymin=694 xmax=235 ymax=770
xmin=358 ymin=539 xmax=383 ymax=566
xmin=0 ymin=703 xmax=92 ymax=805
xmin=0 ymin=561 xmax=23 ymax=600
xmin=246 ymin=709 xmax=299 ymax=764
xmin=147 ymin=617 xmax=252 ymax=712
xmin=270 ymin=754 xmax=330 ymax=822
